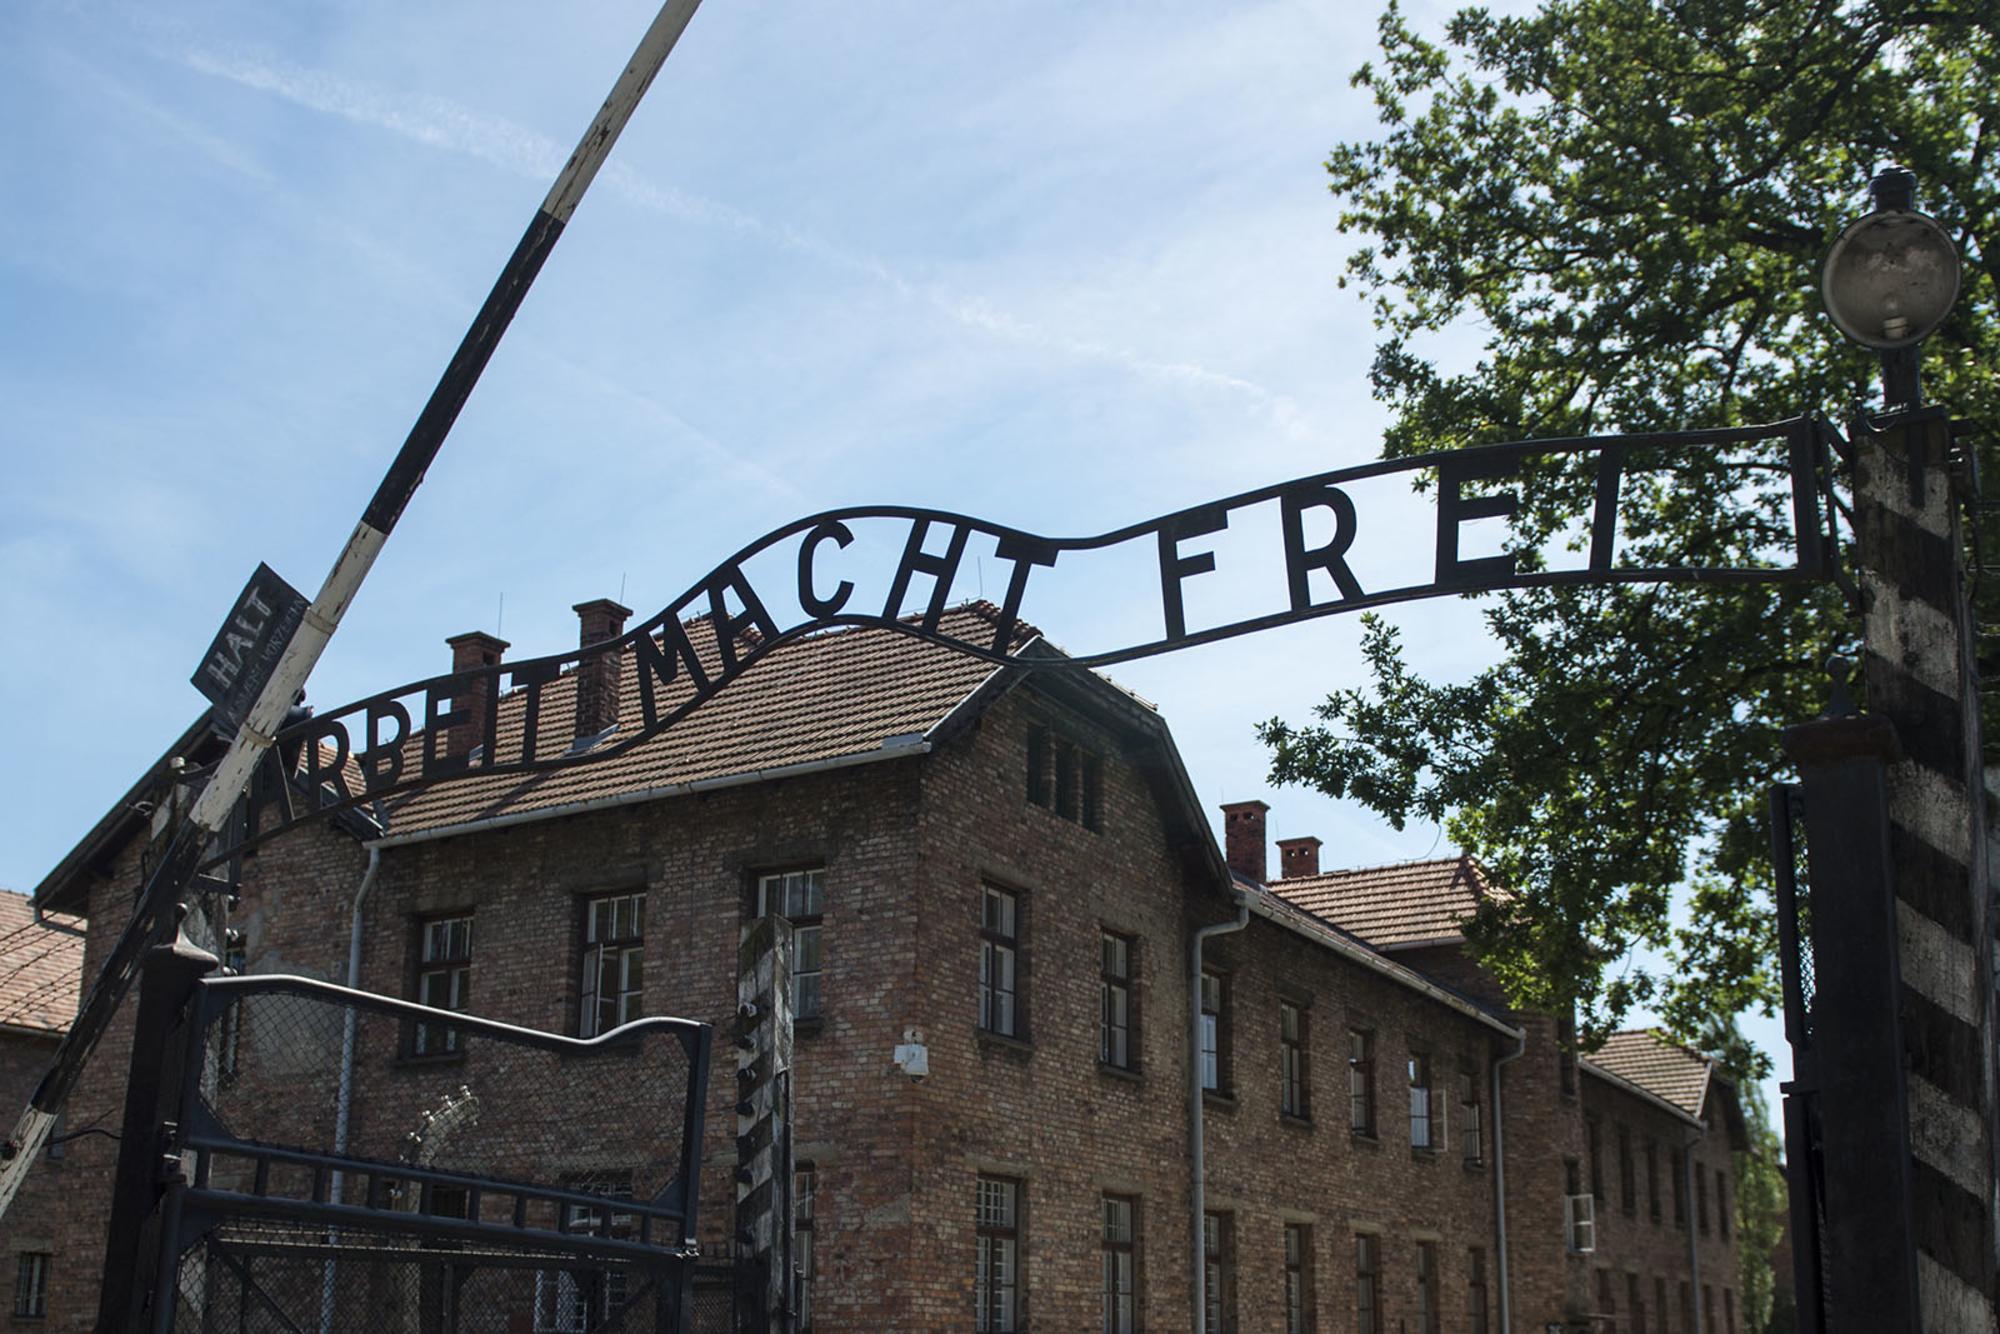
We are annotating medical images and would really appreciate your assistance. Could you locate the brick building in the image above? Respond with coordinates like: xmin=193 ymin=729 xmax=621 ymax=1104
xmin=0 ymin=890 xmax=84 ymax=1324
xmin=17 ymin=601 xmax=1746 ymax=1331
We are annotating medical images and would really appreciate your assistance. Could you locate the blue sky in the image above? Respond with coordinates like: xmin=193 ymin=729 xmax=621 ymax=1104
xmin=0 ymin=0 xmax=1784 ymax=1114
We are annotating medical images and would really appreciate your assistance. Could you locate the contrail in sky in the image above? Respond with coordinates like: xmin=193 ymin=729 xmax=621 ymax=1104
xmin=175 ymin=45 xmax=1311 ymax=437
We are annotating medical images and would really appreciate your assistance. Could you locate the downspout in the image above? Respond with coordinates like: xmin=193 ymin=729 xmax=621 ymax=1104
xmin=1683 ymin=1126 xmax=1704 ymax=1334
xmin=1490 ymin=1028 xmax=1527 ymax=1334
xmin=321 ymin=845 xmax=382 ymax=1334
xmin=1190 ymin=893 xmax=1249 ymax=1334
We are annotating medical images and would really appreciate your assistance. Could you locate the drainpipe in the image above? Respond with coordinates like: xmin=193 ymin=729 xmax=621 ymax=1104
xmin=1683 ymin=1127 xmax=1704 ymax=1334
xmin=1490 ymin=1028 xmax=1527 ymax=1334
xmin=321 ymin=845 xmax=382 ymax=1334
xmin=1190 ymin=893 xmax=1249 ymax=1334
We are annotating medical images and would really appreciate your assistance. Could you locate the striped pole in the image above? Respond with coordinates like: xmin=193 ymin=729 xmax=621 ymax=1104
xmin=736 ymin=915 xmax=795 ymax=1332
xmin=0 ymin=0 xmax=707 ymax=1224
xmin=1854 ymin=410 xmax=1998 ymax=1330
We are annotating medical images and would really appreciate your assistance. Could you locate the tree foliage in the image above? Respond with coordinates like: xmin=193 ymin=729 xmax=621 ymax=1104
xmin=1263 ymin=0 xmax=1999 ymax=1048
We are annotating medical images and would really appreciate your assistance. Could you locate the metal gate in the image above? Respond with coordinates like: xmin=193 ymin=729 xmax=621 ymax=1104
xmin=103 ymin=944 xmax=712 ymax=1333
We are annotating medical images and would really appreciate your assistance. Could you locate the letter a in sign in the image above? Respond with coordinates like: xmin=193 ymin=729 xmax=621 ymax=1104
xmin=191 ymin=563 xmax=310 ymax=740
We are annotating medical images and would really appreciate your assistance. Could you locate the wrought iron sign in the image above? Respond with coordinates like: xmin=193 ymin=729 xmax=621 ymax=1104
xmin=219 ymin=416 xmax=1835 ymax=861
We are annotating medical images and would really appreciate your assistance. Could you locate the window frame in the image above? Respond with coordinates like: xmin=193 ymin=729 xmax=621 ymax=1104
xmin=13 ymin=1251 xmax=48 ymax=1320
xmin=1100 ymin=932 xmax=1137 ymax=1072
xmin=980 ymin=886 xmax=1023 ymax=1039
xmin=577 ymin=891 xmax=645 ymax=1039
xmin=1415 ymin=1240 xmax=1441 ymax=1334
xmin=1283 ymin=1222 xmax=1313 ymax=1334
xmin=794 ymin=1162 xmax=816 ymax=1331
xmin=1468 ymin=1247 xmax=1489 ymax=1334
xmin=1348 ymin=1028 xmax=1376 ymax=1137
xmin=1618 ymin=1122 xmax=1636 ymax=1217
xmin=1646 ymin=1139 xmax=1662 ymax=1223
xmin=1716 ymin=1167 xmax=1730 ymax=1241
xmin=975 ymin=1176 xmax=1023 ymax=1334
xmin=411 ymin=913 xmax=473 ymax=1057
xmin=756 ymin=867 xmax=827 ymax=1022
xmin=1459 ymin=1063 xmax=1483 ymax=1165
xmin=1353 ymin=1232 xmax=1380 ymax=1334
xmin=1673 ymin=1147 xmax=1688 ymax=1228
xmin=1696 ymin=1160 xmax=1710 ymax=1235
xmin=1026 ymin=727 xmax=1051 ymax=808
xmin=1408 ymin=1051 xmax=1434 ymax=1151
xmin=1101 ymin=1194 xmax=1138 ymax=1334
xmin=1202 ymin=1211 xmax=1235 ymax=1334
xmin=1199 ymin=969 xmax=1230 ymax=1095
xmin=1586 ymin=1115 xmax=1605 ymax=1200
xmin=1279 ymin=1000 xmax=1309 ymax=1120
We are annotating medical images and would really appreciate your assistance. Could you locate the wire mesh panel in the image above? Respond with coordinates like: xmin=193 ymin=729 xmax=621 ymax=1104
xmin=154 ymin=975 xmax=710 ymax=1334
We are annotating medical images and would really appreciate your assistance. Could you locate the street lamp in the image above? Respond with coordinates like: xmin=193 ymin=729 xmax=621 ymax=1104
xmin=1821 ymin=166 xmax=1962 ymax=410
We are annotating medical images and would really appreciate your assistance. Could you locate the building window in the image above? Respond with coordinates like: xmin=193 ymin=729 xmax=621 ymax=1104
xmin=1565 ymin=1159 xmax=1596 ymax=1253
xmin=980 ymin=887 xmax=1021 ymax=1038
xmin=1696 ymin=1161 xmax=1709 ymax=1234
xmin=976 ymin=1177 xmax=1021 ymax=1333
xmin=1459 ymin=1065 xmax=1483 ymax=1164
xmin=1468 ymin=1247 xmax=1489 ymax=1334
xmin=1102 ymin=1195 xmax=1137 ymax=1334
xmin=413 ymin=915 xmax=472 ymax=1055
xmin=579 ymin=892 xmax=644 ymax=1038
xmin=1409 ymin=1052 xmax=1434 ymax=1149
xmin=1655 ymin=1278 xmax=1668 ymax=1334
xmin=1618 ymin=1123 xmax=1636 ymax=1216
xmin=794 ymin=1164 xmax=816 ymax=1331
xmin=1672 ymin=1148 xmax=1688 ymax=1227
xmin=537 ymin=1176 xmax=634 ymax=1331
xmin=1680 ymin=1281 xmax=1693 ymax=1334
xmin=1027 ymin=728 xmax=1050 ymax=807
xmin=1595 ymin=1269 xmax=1615 ymax=1326
xmin=1354 ymin=1233 xmax=1380 ymax=1334
xmin=1055 ymin=738 xmax=1078 ymax=818
xmin=1199 ymin=970 xmax=1228 ymax=1094
xmin=1703 ymin=1285 xmax=1716 ymax=1334
xmin=1716 ymin=1169 xmax=1730 ymax=1240
xmin=1724 ymin=1287 xmax=1737 ymax=1334
xmin=1416 ymin=1240 xmax=1440 ymax=1334
xmin=757 ymin=869 xmax=826 ymax=1020
xmin=1629 ymin=1272 xmax=1646 ymax=1334
xmin=1082 ymin=756 xmax=1103 ymax=831
xmin=1646 ymin=1140 xmax=1661 ymax=1222
xmin=1280 ymin=1001 xmax=1309 ymax=1119
xmin=1586 ymin=1116 xmax=1604 ymax=1199
xmin=1203 ymin=1212 xmax=1235 ymax=1334
xmin=1100 ymin=933 xmax=1135 ymax=1070
xmin=1349 ymin=1029 xmax=1376 ymax=1135
xmin=1283 ymin=1223 xmax=1312 ymax=1334
xmin=13 ymin=1252 xmax=48 ymax=1319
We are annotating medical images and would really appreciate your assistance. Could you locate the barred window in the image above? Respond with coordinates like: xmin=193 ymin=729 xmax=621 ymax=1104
xmin=414 ymin=915 xmax=472 ymax=1056
xmin=975 ymin=1177 xmax=1021 ymax=1333
xmin=579 ymin=892 xmax=644 ymax=1038
xmin=757 ymin=869 xmax=826 ymax=1020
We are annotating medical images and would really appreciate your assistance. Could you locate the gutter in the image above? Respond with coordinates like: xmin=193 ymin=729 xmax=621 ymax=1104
xmin=367 ymin=740 xmax=931 ymax=850
xmin=1189 ymin=895 xmax=1249 ymax=1334
xmin=1240 ymin=891 xmax=1521 ymax=1039
xmin=1491 ymin=1030 xmax=1528 ymax=1334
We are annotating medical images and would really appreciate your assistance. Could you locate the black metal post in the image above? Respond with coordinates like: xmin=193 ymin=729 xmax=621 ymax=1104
xmin=1779 ymin=713 xmax=1920 ymax=1332
xmin=95 ymin=934 xmax=217 ymax=1334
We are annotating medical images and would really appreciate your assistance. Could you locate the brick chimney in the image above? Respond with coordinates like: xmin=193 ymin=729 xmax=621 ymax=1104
xmin=573 ymin=598 xmax=632 ymax=741
xmin=444 ymin=631 xmax=508 ymax=759
xmin=1220 ymin=800 xmax=1269 ymax=884
xmin=1277 ymin=835 xmax=1323 ymax=880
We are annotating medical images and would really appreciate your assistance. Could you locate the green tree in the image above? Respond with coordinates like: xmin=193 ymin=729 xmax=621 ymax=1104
xmin=1261 ymin=0 xmax=1998 ymax=1047
xmin=1734 ymin=1097 xmax=1789 ymax=1333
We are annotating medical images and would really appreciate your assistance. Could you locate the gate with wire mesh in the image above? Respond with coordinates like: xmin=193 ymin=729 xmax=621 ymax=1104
xmin=103 ymin=950 xmax=712 ymax=1334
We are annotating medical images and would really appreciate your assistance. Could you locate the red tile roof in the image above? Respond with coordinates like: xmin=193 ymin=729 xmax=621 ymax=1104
xmin=1265 ymin=855 xmax=1502 ymax=950
xmin=380 ymin=603 xmax=1040 ymax=838
xmin=0 ymin=892 xmax=83 ymax=1035
xmin=1584 ymin=1029 xmax=1714 ymax=1119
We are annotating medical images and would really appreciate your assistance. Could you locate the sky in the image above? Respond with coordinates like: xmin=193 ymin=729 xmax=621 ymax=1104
xmin=0 ymin=0 xmax=1785 ymax=1116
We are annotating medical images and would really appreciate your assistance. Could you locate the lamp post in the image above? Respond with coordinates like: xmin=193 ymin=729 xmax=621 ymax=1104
xmin=1820 ymin=165 xmax=1962 ymax=411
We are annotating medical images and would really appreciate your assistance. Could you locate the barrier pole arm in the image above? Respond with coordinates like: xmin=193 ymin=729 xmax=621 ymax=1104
xmin=0 ymin=0 xmax=706 ymax=1222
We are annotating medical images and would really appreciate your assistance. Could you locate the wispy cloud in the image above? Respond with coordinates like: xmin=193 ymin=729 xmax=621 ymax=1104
xmin=173 ymin=45 xmax=1312 ymax=436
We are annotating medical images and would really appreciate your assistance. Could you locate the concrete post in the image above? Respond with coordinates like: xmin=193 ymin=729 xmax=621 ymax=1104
xmin=1852 ymin=409 xmax=1997 ymax=1329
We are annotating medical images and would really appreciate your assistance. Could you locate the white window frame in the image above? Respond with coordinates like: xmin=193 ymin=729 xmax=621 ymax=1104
xmin=414 ymin=915 xmax=472 ymax=1055
xmin=757 ymin=869 xmax=826 ymax=1020
xmin=579 ymin=892 xmax=644 ymax=1039
xmin=1566 ymin=1193 xmax=1597 ymax=1253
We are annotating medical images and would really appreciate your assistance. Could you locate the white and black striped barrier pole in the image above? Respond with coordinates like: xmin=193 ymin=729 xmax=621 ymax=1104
xmin=0 ymin=0 xmax=708 ymax=1224
xmin=736 ymin=915 xmax=795 ymax=1331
